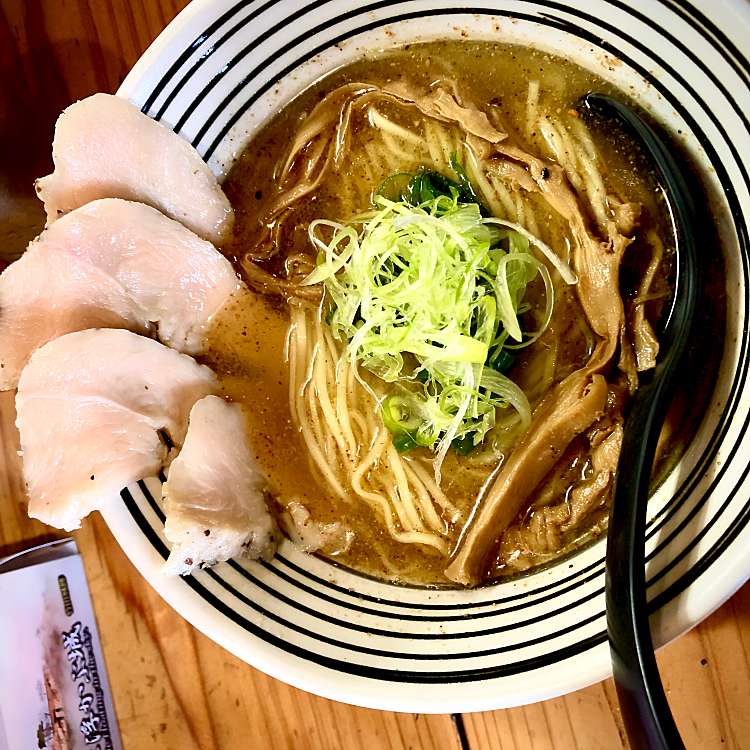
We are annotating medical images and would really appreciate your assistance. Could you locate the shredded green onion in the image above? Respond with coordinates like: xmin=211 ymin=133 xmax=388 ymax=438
xmin=303 ymin=182 xmax=572 ymax=474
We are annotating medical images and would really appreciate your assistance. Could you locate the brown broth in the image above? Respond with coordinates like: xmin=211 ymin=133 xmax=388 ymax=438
xmin=208 ymin=40 xmax=723 ymax=587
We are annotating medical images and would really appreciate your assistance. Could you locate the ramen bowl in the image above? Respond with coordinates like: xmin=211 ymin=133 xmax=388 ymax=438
xmin=106 ymin=0 xmax=750 ymax=712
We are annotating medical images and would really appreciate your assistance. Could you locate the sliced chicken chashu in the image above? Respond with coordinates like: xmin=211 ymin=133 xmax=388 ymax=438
xmin=16 ymin=329 xmax=217 ymax=531
xmin=162 ymin=395 xmax=276 ymax=574
xmin=36 ymin=93 xmax=234 ymax=244
xmin=0 ymin=199 xmax=240 ymax=390
xmin=0 ymin=243 xmax=149 ymax=389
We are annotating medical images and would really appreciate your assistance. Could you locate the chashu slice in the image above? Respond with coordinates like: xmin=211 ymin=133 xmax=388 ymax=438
xmin=16 ymin=329 xmax=217 ymax=531
xmin=162 ymin=395 xmax=277 ymax=575
xmin=36 ymin=93 xmax=234 ymax=244
xmin=0 ymin=198 xmax=240 ymax=390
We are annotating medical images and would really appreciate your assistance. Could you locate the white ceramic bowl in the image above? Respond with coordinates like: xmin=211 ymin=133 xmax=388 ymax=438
xmin=107 ymin=0 xmax=750 ymax=712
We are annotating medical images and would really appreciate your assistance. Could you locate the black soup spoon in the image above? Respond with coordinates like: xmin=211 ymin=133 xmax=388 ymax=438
xmin=579 ymin=93 xmax=701 ymax=750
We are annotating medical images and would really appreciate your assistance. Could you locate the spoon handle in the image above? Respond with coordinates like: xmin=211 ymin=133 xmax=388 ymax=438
xmin=608 ymin=372 xmax=685 ymax=750
xmin=582 ymin=93 xmax=700 ymax=750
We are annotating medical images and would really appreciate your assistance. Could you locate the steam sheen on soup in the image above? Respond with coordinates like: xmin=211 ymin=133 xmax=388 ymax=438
xmin=202 ymin=41 xmax=719 ymax=587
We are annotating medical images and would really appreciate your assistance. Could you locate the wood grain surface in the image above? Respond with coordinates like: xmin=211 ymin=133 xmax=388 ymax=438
xmin=1 ymin=1 xmax=749 ymax=748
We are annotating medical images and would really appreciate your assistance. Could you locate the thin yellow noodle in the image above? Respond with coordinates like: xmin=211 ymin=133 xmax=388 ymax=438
xmin=286 ymin=327 xmax=300 ymax=425
xmin=320 ymin=330 xmax=357 ymax=452
xmin=463 ymin=146 xmax=506 ymax=218
xmin=539 ymin=118 xmax=583 ymax=192
xmin=423 ymin=121 xmax=446 ymax=168
xmin=545 ymin=115 xmax=609 ymax=232
xmin=464 ymin=445 xmax=506 ymax=467
xmin=363 ymin=396 xmax=382 ymax=436
xmin=357 ymin=147 xmax=378 ymax=188
xmin=311 ymin=334 xmax=352 ymax=461
xmin=372 ymin=541 xmax=404 ymax=576
xmin=524 ymin=201 xmax=541 ymax=238
xmin=299 ymin=352 xmax=349 ymax=498
xmin=351 ymin=429 xmax=411 ymax=528
xmin=347 ymin=353 xmax=359 ymax=416
xmin=322 ymin=324 xmax=344 ymax=367
xmin=297 ymin=397 xmax=348 ymax=499
xmin=381 ymin=131 xmax=423 ymax=164
xmin=580 ymin=163 xmax=610 ymax=231
xmin=534 ymin=95 xmax=610 ymax=231
xmin=405 ymin=458 xmax=461 ymax=521
xmin=526 ymin=80 xmax=540 ymax=140
xmin=366 ymin=138 xmax=400 ymax=173
xmin=432 ymin=122 xmax=457 ymax=173
xmin=298 ymin=312 xmax=317 ymax=392
xmin=385 ymin=444 xmax=425 ymax=532
xmin=567 ymin=143 xmax=609 ymax=230
xmin=514 ymin=193 xmax=526 ymax=227
xmin=369 ymin=107 xmax=425 ymax=147
xmin=537 ymin=117 xmax=560 ymax=160
xmin=336 ymin=171 xmax=355 ymax=219
xmin=555 ymin=118 xmax=584 ymax=174
xmin=333 ymin=354 xmax=358 ymax=457
xmin=348 ymin=416 xmax=366 ymax=464
xmin=322 ymin=336 xmax=342 ymax=381
xmin=401 ymin=460 xmax=447 ymax=533
xmin=353 ymin=413 xmax=388 ymax=468
xmin=305 ymin=355 xmax=326 ymax=446
xmin=487 ymin=173 xmax=518 ymax=219
xmin=541 ymin=119 xmax=574 ymax=174
xmin=400 ymin=458 xmax=431 ymax=502
xmin=290 ymin=310 xmax=314 ymax=424
xmin=536 ymin=116 xmax=556 ymax=160
xmin=325 ymin=432 xmax=338 ymax=463
xmin=303 ymin=388 xmax=326 ymax=465
xmin=288 ymin=308 xmax=308 ymax=388
xmin=350 ymin=406 xmax=448 ymax=551
xmin=350 ymin=411 xmax=374 ymax=449
xmin=545 ymin=114 xmax=608 ymax=232
xmin=555 ymin=118 xmax=610 ymax=229
xmin=568 ymin=115 xmax=599 ymax=162
xmin=384 ymin=482 xmax=419 ymax=532
xmin=395 ymin=531 xmax=448 ymax=554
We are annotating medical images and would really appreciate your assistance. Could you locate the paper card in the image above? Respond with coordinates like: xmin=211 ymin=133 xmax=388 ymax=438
xmin=0 ymin=539 xmax=122 ymax=750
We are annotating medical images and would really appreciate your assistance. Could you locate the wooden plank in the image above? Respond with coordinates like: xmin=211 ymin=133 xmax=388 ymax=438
xmin=463 ymin=594 xmax=750 ymax=750
xmin=1 ymin=1 xmax=749 ymax=748
xmin=463 ymin=682 xmax=628 ymax=750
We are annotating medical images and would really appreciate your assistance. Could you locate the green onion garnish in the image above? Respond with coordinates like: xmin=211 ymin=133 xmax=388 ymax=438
xmin=303 ymin=181 xmax=574 ymax=476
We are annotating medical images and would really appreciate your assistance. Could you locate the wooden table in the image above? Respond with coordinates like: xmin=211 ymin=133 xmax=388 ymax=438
xmin=1 ymin=1 xmax=749 ymax=747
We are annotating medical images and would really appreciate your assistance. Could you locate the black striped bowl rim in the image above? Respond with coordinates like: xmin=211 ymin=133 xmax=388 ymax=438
xmin=107 ymin=0 xmax=750 ymax=711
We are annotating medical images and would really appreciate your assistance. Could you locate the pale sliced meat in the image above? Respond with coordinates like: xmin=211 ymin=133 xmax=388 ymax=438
xmin=16 ymin=329 xmax=217 ymax=531
xmin=0 ymin=198 xmax=240 ymax=390
xmin=36 ymin=93 xmax=234 ymax=244
xmin=162 ymin=395 xmax=276 ymax=574
xmin=0 ymin=244 xmax=149 ymax=389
